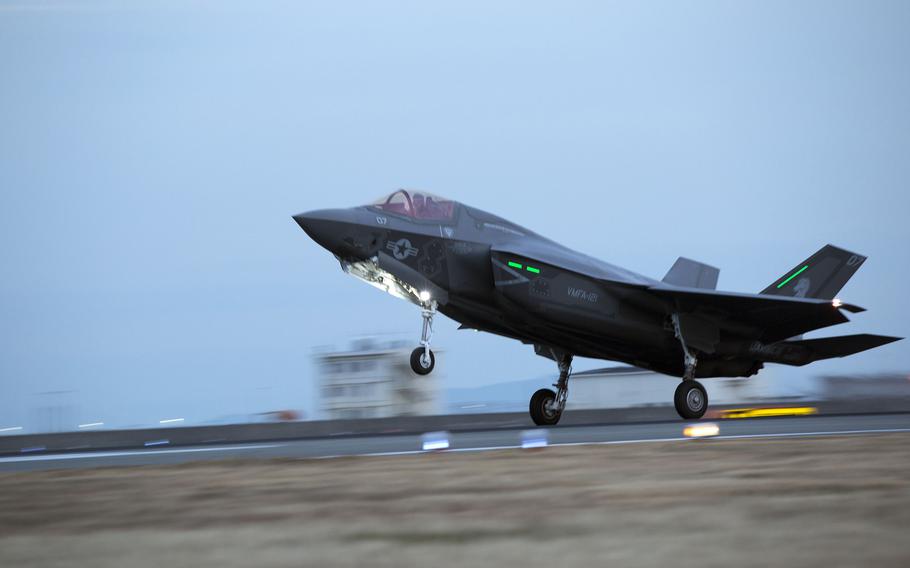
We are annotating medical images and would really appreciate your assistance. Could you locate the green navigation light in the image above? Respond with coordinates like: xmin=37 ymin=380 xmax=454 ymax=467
xmin=508 ymin=261 xmax=523 ymax=269
xmin=526 ymin=266 xmax=540 ymax=274
xmin=777 ymin=265 xmax=809 ymax=289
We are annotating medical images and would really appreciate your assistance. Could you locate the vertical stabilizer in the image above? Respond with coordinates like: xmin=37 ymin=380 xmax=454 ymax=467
xmin=761 ymin=245 xmax=865 ymax=300
xmin=662 ymin=257 xmax=719 ymax=289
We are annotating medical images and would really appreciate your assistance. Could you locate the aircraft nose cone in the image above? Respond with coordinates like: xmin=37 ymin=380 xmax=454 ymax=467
xmin=293 ymin=209 xmax=349 ymax=251
xmin=294 ymin=208 xmax=387 ymax=260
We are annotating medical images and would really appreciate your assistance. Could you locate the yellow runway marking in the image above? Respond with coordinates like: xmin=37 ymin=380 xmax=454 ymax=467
xmin=718 ymin=407 xmax=818 ymax=419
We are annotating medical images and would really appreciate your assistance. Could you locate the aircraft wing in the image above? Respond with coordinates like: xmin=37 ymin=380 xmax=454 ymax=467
xmin=647 ymin=283 xmax=862 ymax=343
xmin=492 ymin=242 xmax=861 ymax=344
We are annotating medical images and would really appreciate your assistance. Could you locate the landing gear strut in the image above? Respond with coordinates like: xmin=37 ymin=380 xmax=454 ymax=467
xmin=671 ymin=313 xmax=708 ymax=419
xmin=409 ymin=300 xmax=436 ymax=375
xmin=530 ymin=354 xmax=573 ymax=426
xmin=671 ymin=313 xmax=698 ymax=381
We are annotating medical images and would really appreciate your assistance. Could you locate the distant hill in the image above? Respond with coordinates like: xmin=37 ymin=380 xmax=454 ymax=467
xmin=445 ymin=377 xmax=552 ymax=413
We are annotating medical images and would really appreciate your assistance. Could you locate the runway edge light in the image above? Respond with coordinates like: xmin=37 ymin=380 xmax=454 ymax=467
xmin=520 ymin=429 xmax=549 ymax=449
xmin=421 ymin=431 xmax=450 ymax=451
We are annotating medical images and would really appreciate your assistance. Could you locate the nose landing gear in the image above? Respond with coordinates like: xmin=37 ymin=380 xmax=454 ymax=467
xmin=409 ymin=300 xmax=437 ymax=375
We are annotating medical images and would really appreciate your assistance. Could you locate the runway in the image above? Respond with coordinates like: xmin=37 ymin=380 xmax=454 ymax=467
xmin=2 ymin=412 xmax=908 ymax=472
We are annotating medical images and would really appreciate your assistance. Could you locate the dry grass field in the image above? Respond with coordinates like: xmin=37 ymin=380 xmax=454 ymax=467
xmin=1 ymin=434 xmax=909 ymax=567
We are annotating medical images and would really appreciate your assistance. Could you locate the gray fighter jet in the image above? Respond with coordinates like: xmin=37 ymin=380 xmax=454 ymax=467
xmin=294 ymin=190 xmax=900 ymax=424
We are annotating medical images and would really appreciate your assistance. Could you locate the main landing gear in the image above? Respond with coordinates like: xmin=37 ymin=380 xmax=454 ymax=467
xmin=409 ymin=300 xmax=437 ymax=375
xmin=530 ymin=354 xmax=573 ymax=426
xmin=671 ymin=313 xmax=708 ymax=419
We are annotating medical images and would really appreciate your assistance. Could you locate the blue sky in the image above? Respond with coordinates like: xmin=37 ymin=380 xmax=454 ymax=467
xmin=1 ymin=1 xmax=908 ymax=429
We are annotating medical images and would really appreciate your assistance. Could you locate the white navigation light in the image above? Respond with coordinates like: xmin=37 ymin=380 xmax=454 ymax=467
xmin=683 ymin=423 xmax=720 ymax=438
xmin=78 ymin=422 xmax=104 ymax=429
xmin=832 ymin=298 xmax=843 ymax=308
xmin=0 ymin=426 xmax=23 ymax=433
xmin=421 ymin=431 xmax=450 ymax=451
xmin=520 ymin=429 xmax=549 ymax=449
xmin=419 ymin=290 xmax=431 ymax=302
xmin=159 ymin=418 xmax=185 ymax=425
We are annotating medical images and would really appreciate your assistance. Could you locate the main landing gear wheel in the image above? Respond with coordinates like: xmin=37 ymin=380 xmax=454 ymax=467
xmin=530 ymin=388 xmax=561 ymax=426
xmin=410 ymin=347 xmax=435 ymax=375
xmin=528 ymin=352 xmax=573 ymax=426
xmin=674 ymin=380 xmax=708 ymax=419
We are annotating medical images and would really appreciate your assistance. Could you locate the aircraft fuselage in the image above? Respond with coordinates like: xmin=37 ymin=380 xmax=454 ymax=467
xmin=295 ymin=201 xmax=758 ymax=379
xmin=294 ymin=190 xmax=899 ymax=423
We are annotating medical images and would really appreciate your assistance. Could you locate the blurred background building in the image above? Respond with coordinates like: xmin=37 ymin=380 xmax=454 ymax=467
xmin=315 ymin=339 xmax=442 ymax=419
xmin=568 ymin=367 xmax=773 ymax=409
xmin=30 ymin=390 xmax=79 ymax=433
xmin=815 ymin=373 xmax=910 ymax=400
xmin=446 ymin=366 xmax=777 ymax=414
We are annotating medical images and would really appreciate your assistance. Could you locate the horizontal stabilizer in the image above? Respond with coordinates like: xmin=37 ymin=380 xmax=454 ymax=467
xmin=662 ymin=257 xmax=719 ymax=290
xmin=774 ymin=334 xmax=902 ymax=366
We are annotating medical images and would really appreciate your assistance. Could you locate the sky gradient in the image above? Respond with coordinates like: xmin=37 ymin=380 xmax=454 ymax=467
xmin=1 ymin=1 xmax=908 ymax=429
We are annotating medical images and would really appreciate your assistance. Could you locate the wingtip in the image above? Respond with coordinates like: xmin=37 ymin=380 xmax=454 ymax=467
xmin=863 ymin=335 xmax=903 ymax=348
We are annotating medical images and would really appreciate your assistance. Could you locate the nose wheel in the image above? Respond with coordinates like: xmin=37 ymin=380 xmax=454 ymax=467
xmin=410 ymin=346 xmax=435 ymax=375
xmin=410 ymin=300 xmax=437 ymax=375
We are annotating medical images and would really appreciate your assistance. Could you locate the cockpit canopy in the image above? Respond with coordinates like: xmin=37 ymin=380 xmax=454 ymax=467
xmin=370 ymin=189 xmax=457 ymax=221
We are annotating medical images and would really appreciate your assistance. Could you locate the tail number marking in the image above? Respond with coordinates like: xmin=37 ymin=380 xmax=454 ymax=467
xmin=568 ymin=287 xmax=599 ymax=303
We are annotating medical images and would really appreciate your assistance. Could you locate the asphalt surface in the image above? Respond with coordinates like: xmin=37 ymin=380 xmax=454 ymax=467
xmin=2 ymin=412 xmax=909 ymax=472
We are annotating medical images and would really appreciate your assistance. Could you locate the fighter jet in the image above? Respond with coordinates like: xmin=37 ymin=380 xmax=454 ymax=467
xmin=294 ymin=190 xmax=901 ymax=425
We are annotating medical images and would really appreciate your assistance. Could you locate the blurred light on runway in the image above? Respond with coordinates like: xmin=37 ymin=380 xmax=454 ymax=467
xmin=159 ymin=418 xmax=185 ymax=424
xmin=144 ymin=439 xmax=170 ymax=447
xmin=421 ymin=431 xmax=450 ymax=451
xmin=684 ymin=423 xmax=720 ymax=438
xmin=718 ymin=407 xmax=818 ymax=419
xmin=520 ymin=429 xmax=549 ymax=448
xmin=78 ymin=422 xmax=104 ymax=429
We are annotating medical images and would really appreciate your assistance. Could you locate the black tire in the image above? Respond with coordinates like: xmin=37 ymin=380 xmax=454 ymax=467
xmin=529 ymin=388 xmax=561 ymax=426
xmin=674 ymin=380 xmax=708 ymax=419
xmin=410 ymin=347 xmax=435 ymax=375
